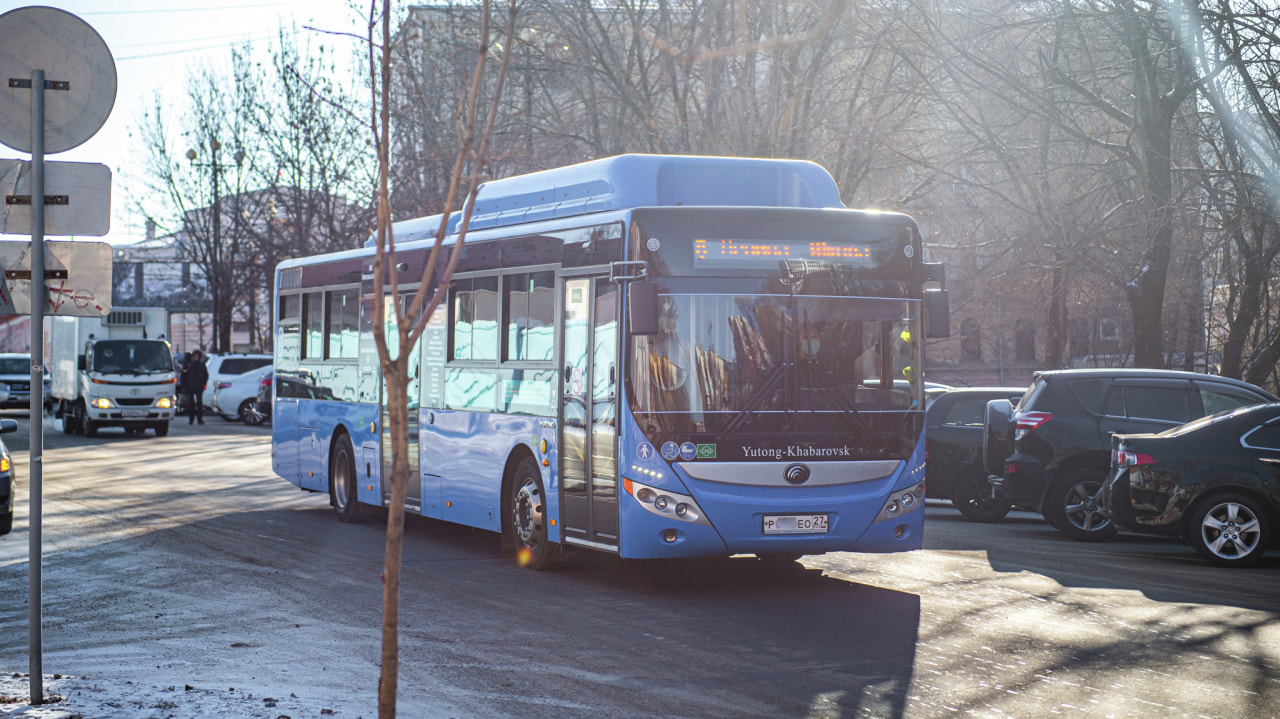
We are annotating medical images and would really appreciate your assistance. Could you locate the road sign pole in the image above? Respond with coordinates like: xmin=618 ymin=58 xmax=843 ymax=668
xmin=28 ymin=68 xmax=44 ymax=706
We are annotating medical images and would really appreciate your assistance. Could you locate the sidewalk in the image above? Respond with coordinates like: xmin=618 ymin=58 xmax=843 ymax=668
xmin=1 ymin=673 xmax=361 ymax=718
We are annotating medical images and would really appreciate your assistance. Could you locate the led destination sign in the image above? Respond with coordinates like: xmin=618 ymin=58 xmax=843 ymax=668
xmin=693 ymin=238 xmax=876 ymax=268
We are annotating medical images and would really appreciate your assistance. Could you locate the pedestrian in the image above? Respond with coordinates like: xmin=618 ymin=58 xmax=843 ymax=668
xmin=185 ymin=349 xmax=209 ymax=425
xmin=178 ymin=352 xmax=192 ymax=416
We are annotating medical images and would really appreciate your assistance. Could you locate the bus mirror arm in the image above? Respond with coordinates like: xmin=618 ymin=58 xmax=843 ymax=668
xmin=628 ymin=281 xmax=660 ymax=335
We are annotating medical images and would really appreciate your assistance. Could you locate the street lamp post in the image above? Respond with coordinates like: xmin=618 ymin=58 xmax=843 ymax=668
xmin=186 ymin=139 xmax=243 ymax=353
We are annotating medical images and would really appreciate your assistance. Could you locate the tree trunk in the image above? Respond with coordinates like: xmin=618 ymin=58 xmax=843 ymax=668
xmin=1044 ymin=252 xmax=1069 ymax=370
xmin=378 ymin=360 xmax=410 ymax=718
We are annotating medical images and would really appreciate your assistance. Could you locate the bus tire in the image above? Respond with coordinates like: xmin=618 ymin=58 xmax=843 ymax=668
xmin=330 ymin=433 xmax=366 ymax=523
xmin=508 ymin=457 xmax=552 ymax=570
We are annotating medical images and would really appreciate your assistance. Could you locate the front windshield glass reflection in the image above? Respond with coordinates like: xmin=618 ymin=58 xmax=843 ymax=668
xmin=628 ymin=293 xmax=919 ymax=457
xmin=93 ymin=340 xmax=173 ymax=374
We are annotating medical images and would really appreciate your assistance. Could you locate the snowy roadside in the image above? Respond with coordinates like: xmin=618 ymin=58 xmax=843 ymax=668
xmin=0 ymin=674 xmax=364 ymax=719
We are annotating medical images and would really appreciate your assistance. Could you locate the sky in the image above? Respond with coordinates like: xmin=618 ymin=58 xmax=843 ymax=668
xmin=0 ymin=1 xmax=365 ymax=246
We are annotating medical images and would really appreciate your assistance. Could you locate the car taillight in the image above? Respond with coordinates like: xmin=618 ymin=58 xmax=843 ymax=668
xmin=1111 ymin=450 xmax=1155 ymax=468
xmin=1013 ymin=411 xmax=1052 ymax=441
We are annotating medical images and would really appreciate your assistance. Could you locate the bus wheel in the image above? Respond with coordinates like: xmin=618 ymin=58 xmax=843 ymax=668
xmin=509 ymin=457 xmax=551 ymax=570
xmin=330 ymin=433 xmax=366 ymax=523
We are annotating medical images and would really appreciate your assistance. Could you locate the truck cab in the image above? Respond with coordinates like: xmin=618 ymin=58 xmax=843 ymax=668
xmin=52 ymin=309 xmax=178 ymax=438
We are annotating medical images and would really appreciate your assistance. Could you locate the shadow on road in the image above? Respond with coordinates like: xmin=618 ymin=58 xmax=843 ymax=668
xmin=924 ymin=502 xmax=1280 ymax=611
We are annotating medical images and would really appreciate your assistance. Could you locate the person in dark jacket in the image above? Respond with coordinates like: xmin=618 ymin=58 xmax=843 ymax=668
xmin=184 ymin=349 xmax=209 ymax=424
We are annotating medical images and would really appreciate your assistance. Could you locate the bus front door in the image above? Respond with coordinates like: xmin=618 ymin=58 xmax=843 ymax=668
xmin=560 ymin=275 xmax=620 ymax=550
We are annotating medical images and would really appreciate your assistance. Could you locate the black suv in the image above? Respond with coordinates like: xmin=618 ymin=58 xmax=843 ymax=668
xmin=926 ymin=387 xmax=1026 ymax=522
xmin=983 ymin=368 xmax=1277 ymax=541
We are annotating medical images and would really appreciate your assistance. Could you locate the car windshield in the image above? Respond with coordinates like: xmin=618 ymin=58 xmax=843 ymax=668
xmin=93 ymin=340 xmax=173 ymax=374
xmin=0 ymin=358 xmax=27 ymax=375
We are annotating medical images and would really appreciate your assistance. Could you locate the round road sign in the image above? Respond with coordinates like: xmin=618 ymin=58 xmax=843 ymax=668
xmin=0 ymin=6 xmax=117 ymax=154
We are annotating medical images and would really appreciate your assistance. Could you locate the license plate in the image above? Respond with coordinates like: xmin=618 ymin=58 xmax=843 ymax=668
xmin=121 ymin=409 xmax=149 ymax=417
xmin=762 ymin=514 xmax=829 ymax=535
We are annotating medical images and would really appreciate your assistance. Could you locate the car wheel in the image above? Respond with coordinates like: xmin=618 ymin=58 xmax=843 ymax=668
xmin=1045 ymin=469 xmax=1117 ymax=541
xmin=240 ymin=400 xmax=264 ymax=426
xmin=0 ymin=510 xmax=12 ymax=535
xmin=83 ymin=414 xmax=99 ymax=438
xmin=508 ymin=457 xmax=552 ymax=569
xmin=154 ymin=421 xmax=169 ymax=437
xmin=330 ymin=433 xmax=367 ymax=523
xmin=1188 ymin=493 xmax=1271 ymax=568
xmin=952 ymin=469 xmax=1012 ymax=523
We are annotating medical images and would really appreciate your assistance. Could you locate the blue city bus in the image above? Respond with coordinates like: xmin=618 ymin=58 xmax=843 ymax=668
xmin=270 ymin=154 xmax=950 ymax=568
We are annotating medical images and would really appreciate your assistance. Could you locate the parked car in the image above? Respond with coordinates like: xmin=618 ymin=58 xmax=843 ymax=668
xmin=248 ymin=370 xmax=332 ymax=426
xmin=0 ymin=418 xmax=20 ymax=535
xmin=1105 ymin=402 xmax=1280 ymax=567
xmin=0 ymin=353 xmax=35 ymax=410
xmin=199 ymin=353 xmax=272 ymax=411
xmin=925 ymin=387 xmax=1027 ymax=522
xmin=983 ymin=368 xmax=1278 ymax=542
xmin=212 ymin=364 xmax=273 ymax=423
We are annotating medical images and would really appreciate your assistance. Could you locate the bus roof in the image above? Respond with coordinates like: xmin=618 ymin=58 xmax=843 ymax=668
xmin=375 ymin=154 xmax=845 ymax=246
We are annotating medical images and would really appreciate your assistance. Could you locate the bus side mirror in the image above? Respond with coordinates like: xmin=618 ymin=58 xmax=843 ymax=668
xmin=629 ymin=281 xmax=659 ymax=335
xmin=924 ymin=289 xmax=950 ymax=338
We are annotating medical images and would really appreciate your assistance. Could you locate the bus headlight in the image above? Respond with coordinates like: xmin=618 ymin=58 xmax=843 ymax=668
xmin=90 ymin=397 xmax=115 ymax=409
xmin=874 ymin=481 xmax=925 ymax=523
xmin=623 ymin=478 xmax=710 ymax=526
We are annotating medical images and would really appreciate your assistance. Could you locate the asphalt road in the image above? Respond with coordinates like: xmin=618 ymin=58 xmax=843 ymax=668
xmin=1 ymin=410 xmax=1278 ymax=718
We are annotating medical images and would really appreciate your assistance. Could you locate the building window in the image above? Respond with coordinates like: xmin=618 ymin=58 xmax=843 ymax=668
xmin=1015 ymin=318 xmax=1036 ymax=362
xmin=960 ymin=317 xmax=982 ymax=362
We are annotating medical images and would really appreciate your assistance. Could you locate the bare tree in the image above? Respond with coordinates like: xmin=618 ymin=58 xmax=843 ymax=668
xmin=365 ymin=1 xmax=518 ymax=716
xmin=1178 ymin=0 xmax=1280 ymax=390
xmin=134 ymin=50 xmax=263 ymax=352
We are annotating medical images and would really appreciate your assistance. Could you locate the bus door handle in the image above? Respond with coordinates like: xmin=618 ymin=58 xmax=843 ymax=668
xmin=564 ymin=364 xmax=572 ymax=382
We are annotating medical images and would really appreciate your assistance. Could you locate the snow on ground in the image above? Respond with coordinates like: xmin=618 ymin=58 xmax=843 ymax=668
xmin=0 ymin=673 xmax=365 ymax=719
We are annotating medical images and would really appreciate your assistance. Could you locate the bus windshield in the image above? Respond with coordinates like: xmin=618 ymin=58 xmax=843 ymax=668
xmin=92 ymin=340 xmax=173 ymax=375
xmin=628 ymin=292 xmax=920 ymax=459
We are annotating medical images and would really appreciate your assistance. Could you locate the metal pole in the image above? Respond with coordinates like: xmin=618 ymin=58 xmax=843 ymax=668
xmin=28 ymin=68 xmax=45 ymax=706
xmin=211 ymin=141 xmax=220 ymax=354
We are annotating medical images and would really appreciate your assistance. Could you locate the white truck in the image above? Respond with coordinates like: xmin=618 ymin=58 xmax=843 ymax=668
xmin=51 ymin=308 xmax=178 ymax=438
